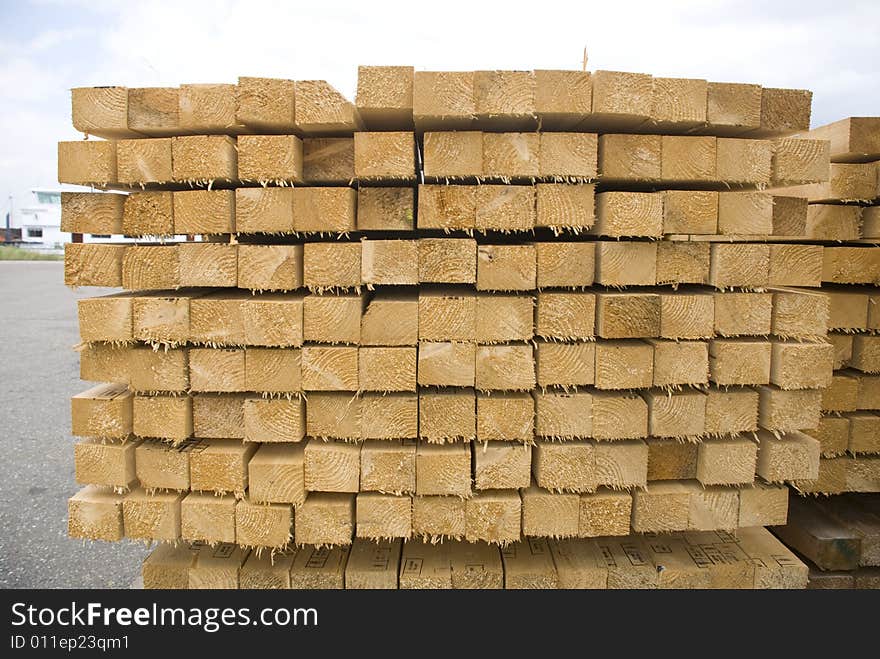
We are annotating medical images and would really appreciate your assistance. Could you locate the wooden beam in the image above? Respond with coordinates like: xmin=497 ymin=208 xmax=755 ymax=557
xmin=423 ymin=131 xmax=481 ymax=179
xmin=474 ymin=443 xmax=531 ymax=490
xmin=302 ymin=137 xmax=354 ymax=183
xmin=170 ymin=135 xmax=236 ymax=183
xmin=123 ymin=488 xmax=183 ymax=541
xmin=235 ymin=498 xmax=293 ymax=549
xmin=696 ymin=436 xmax=757 ymax=485
xmin=74 ymin=438 xmax=138 ymax=489
xmin=756 ymin=429 xmax=821 ymax=482
xmin=294 ymin=80 xmax=362 ymax=134
xmin=418 ymin=289 xmax=476 ymax=341
xmin=534 ymin=70 xmax=592 ymax=130
xmin=65 ymin=243 xmax=124 ymax=287
xmin=290 ymin=546 xmax=349 ymax=589
xmin=632 ymin=482 xmax=693 ymax=532
xmin=120 ymin=193 xmax=171 ymax=241
xmin=594 ymin=439 xmax=649 ymax=488
xmin=771 ymin=138 xmax=829 ymax=186
xmin=178 ymin=83 xmax=241 ymax=134
xmin=716 ymin=138 xmax=772 ymax=186
xmin=361 ymin=291 xmax=418 ymax=346
xmin=361 ymin=239 xmax=418 ymax=285
xmin=476 ymin=392 xmax=534 ymax=442
xmin=79 ymin=342 xmax=130 ymax=385
xmin=418 ymin=238 xmax=477 ymax=284
xmin=651 ymin=77 xmax=707 ymax=130
xmin=68 ymin=486 xmax=124 ymax=541
xmin=293 ymin=186 xmax=356 ymax=233
xmin=579 ymin=489 xmax=632 ymax=538
xmin=661 ymin=136 xmax=716 ymax=183
xmin=71 ymin=383 xmax=132 ymax=438
xmin=534 ymin=391 xmax=592 ymax=440
xmin=647 ymin=438 xmax=697 ymax=481
xmin=644 ymin=389 xmax=706 ymax=438
xmin=235 ymin=76 xmax=296 ymax=132
xmin=417 ymin=184 xmax=475 ymax=230
xmin=465 ymin=490 xmax=522 ymax=545
xmin=714 ymin=291 xmax=772 ymax=336
xmin=294 ymin=492 xmax=356 ymax=546
xmin=594 ymin=192 xmax=663 ymax=237
xmin=116 ymin=138 xmax=172 ymax=184
xmin=418 ymin=389 xmax=475 ymax=442
xmin=188 ymin=544 xmax=248 ymax=589
xmin=535 ymin=341 xmax=594 ymax=388
xmin=356 ymin=493 xmax=412 ymax=540
xmin=142 ymin=544 xmax=197 ymax=589
xmin=306 ymin=392 xmax=360 ymax=440
xmin=357 ymin=187 xmax=414 ymax=231
xmin=482 ymin=134 xmax=539 ymax=179
xmin=189 ymin=438 xmax=256 ymax=496
xmin=649 ymin=338 xmax=708 ymax=387
xmin=706 ymin=83 xmax=761 ymax=134
xmin=58 ymin=140 xmax=117 ymax=186
xmin=595 ymin=339 xmax=653 ymax=390
xmin=415 ymin=442 xmax=471 ymax=497
xmin=344 ymin=539 xmax=401 ymax=589
xmin=475 ymin=344 xmax=535 ymax=391
xmin=127 ymin=87 xmax=179 ymax=136
xmin=591 ymin=392 xmax=648 ymax=441
xmin=536 ymin=291 xmax=595 ymax=339
xmin=237 ymin=244 xmax=303 ymax=291
xmin=354 ymin=132 xmax=415 ymax=181
xmin=359 ymin=346 xmax=417 ymax=392
xmin=704 ymin=386 xmax=759 ymax=435
xmin=708 ymin=243 xmax=769 ymax=288
xmin=360 ymin=439 xmax=416 ymax=494
xmin=248 ymin=443 xmax=306 ymax=505
xmin=179 ymin=243 xmax=237 ymax=288
xmin=588 ymin=70 xmax=652 ymax=130
xmin=237 ymin=134 xmax=303 ymax=184
xmin=303 ymin=292 xmax=362 ymax=344
xmin=399 ymin=540 xmax=451 ymax=589
xmin=759 ymin=87 xmax=812 ymax=135
xmin=356 ymin=65 xmax=414 ymax=130
xmin=304 ymin=438 xmax=360 ymax=492
xmin=595 ymin=241 xmax=656 ymax=286
xmin=61 ymin=191 xmax=124 ymax=235
xmin=133 ymin=394 xmax=192 ymax=441
xmin=770 ymin=340 xmax=834 ymax=389
xmin=413 ymin=71 xmax=475 ymax=131
xmin=122 ymin=244 xmax=179 ymax=290
xmin=709 ymin=338 xmax=771 ymax=386
xmin=417 ymin=342 xmax=475 ymax=387
xmin=595 ymin=292 xmax=660 ymax=339
xmin=412 ymin=496 xmax=465 ymax=541
xmin=129 ymin=347 xmax=187 ymax=392
xmin=72 ymin=86 xmax=136 ymax=138
xmin=235 ymin=187 xmax=294 ymax=233
xmin=522 ymin=485 xmax=579 ymax=538
xmin=192 ymin=393 xmax=245 ymax=439
xmin=717 ymin=192 xmax=773 ymax=235
xmin=361 ymin=392 xmax=417 ymax=440
xmin=658 ymin=291 xmax=714 ymax=339
xmin=772 ymin=496 xmax=861 ymax=571
xmin=758 ymin=386 xmax=822 ymax=432
xmin=180 ymin=492 xmax=236 ymax=544
xmin=801 ymin=116 xmax=880 ymax=163
xmin=476 ymin=294 xmax=534 ymax=343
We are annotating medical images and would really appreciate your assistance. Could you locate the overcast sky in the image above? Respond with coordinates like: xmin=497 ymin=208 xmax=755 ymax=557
xmin=1 ymin=0 xmax=878 ymax=213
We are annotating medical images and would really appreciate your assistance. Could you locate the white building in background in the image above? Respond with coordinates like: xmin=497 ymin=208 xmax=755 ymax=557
xmin=12 ymin=189 xmax=66 ymax=250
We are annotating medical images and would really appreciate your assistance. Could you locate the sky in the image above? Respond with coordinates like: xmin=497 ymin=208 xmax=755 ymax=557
xmin=0 ymin=0 xmax=878 ymax=215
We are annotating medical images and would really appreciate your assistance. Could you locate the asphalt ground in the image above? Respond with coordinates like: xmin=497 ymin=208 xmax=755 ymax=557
xmin=0 ymin=262 xmax=149 ymax=588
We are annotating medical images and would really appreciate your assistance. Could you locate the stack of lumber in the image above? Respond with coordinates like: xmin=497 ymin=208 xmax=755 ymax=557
xmin=771 ymin=494 xmax=880 ymax=588
xmin=778 ymin=117 xmax=880 ymax=496
xmin=139 ymin=527 xmax=805 ymax=589
xmin=61 ymin=67 xmax=842 ymax=589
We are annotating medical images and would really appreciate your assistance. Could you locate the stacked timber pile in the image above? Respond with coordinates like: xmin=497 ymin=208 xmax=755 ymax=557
xmin=61 ymin=67 xmax=849 ymax=589
xmin=774 ymin=117 xmax=880 ymax=496
xmin=773 ymin=494 xmax=880 ymax=589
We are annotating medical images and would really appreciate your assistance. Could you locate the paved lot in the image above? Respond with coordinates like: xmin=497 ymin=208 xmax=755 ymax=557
xmin=0 ymin=262 xmax=148 ymax=588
